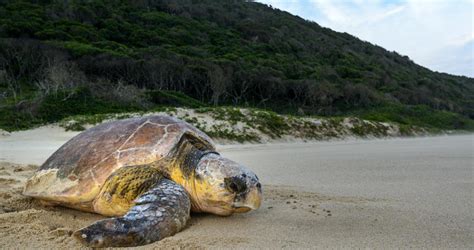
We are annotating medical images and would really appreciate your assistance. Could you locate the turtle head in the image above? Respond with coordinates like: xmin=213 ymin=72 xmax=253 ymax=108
xmin=190 ymin=153 xmax=262 ymax=216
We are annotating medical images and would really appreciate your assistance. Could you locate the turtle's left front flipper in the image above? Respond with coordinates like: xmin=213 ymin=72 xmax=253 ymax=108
xmin=73 ymin=179 xmax=191 ymax=247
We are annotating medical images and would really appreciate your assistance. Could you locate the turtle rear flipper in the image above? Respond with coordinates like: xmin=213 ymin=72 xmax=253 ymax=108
xmin=73 ymin=179 xmax=191 ymax=247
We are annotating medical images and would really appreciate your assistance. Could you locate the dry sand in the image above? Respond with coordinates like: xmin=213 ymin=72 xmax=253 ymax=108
xmin=0 ymin=128 xmax=473 ymax=248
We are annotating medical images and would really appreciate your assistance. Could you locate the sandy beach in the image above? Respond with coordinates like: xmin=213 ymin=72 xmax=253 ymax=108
xmin=0 ymin=129 xmax=473 ymax=248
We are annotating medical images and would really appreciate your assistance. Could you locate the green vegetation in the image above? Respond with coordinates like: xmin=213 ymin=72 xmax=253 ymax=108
xmin=0 ymin=0 xmax=472 ymax=133
xmin=0 ymin=87 xmax=142 ymax=131
xmin=357 ymin=105 xmax=474 ymax=131
xmin=349 ymin=120 xmax=389 ymax=137
xmin=147 ymin=90 xmax=206 ymax=108
xmin=249 ymin=110 xmax=290 ymax=138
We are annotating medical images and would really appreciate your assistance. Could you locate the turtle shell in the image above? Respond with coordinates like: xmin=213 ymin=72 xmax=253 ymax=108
xmin=23 ymin=115 xmax=215 ymax=206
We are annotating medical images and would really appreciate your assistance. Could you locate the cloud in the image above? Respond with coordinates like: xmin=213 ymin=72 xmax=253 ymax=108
xmin=426 ymin=37 xmax=473 ymax=76
xmin=258 ymin=0 xmax=474 ymax=77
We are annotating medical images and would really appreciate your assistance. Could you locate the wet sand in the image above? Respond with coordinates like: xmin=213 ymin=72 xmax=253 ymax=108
xmin=0 ymin=130 xmax=473 ymax=248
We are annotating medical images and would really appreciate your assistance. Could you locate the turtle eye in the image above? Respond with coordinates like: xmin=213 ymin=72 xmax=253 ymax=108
xmin=224 ymin=177 xmax=247 ymax=194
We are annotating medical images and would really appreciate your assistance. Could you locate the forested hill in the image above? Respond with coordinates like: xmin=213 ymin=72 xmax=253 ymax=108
xmin=0 ymin=0 xmax=473 ymax=131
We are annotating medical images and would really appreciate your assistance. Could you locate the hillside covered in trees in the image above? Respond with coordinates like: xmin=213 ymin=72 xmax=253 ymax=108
xmin=0 ymin=0 xmax=473 ymax=131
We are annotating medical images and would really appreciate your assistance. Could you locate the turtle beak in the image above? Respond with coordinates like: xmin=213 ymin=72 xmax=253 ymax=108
xmin=233 ymin=183 xmax=262 ymax=213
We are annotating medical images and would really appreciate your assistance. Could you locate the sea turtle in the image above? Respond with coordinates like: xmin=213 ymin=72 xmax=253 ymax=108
xmin=23 ymin=115 xmax=262 ymax=247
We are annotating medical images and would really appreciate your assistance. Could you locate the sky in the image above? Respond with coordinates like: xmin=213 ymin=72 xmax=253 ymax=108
xmin=257 ymin=0 xmax=474 ymax=77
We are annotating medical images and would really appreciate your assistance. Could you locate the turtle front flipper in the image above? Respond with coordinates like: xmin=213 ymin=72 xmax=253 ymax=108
xmin=73 ymin=179 xmax=191 ymax=247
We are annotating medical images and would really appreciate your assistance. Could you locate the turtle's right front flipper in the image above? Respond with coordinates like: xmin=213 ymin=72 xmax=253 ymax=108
xmin=73 ymin=179 xmax=191 ymax=247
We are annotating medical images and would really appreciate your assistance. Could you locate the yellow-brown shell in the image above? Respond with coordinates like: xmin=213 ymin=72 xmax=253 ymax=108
xmin=23 ymin=115 xmax=214 ymax=206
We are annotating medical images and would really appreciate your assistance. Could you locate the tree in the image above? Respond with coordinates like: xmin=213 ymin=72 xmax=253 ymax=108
xmin=208 ymin=64 xmax=231 ymax=105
